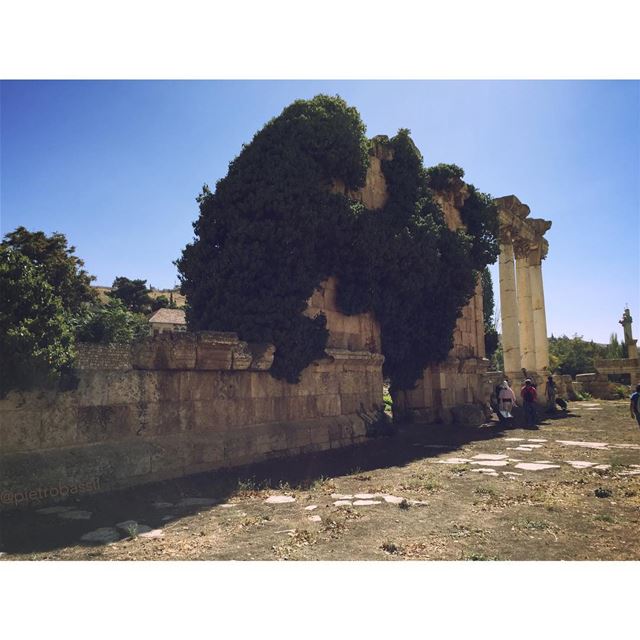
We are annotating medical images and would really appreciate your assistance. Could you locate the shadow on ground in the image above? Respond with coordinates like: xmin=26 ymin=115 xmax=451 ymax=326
xmin=0 ymin=409 xmax=577 ymax=556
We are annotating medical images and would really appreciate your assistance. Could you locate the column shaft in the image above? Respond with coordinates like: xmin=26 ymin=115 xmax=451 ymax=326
xmin=516 ymin=249 xmax=537 ymax=372
xmin=498 ymin=240 xmax=521 ymax=376
xmin=529 ymin=255 xmax=549 ymax=371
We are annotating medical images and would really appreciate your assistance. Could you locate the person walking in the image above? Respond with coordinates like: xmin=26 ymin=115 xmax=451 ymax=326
xmin=521 ymin=378 xmax=538 ymax=428
xmin=545 ymin=375 xmax=557 ymax=414
xmin=630 ymin=384 xmax=640 ymax=428
xmin=498 ymin=381 xmax=517 ymax=418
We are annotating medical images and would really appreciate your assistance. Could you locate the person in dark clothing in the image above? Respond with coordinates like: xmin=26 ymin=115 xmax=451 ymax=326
xmin=546 ymin=375 xmax=557 ymax=413
xmin=521 ymin=378 xmax=537 ymax=428
xmin=630 ymin=384 xmax=640 ymax=427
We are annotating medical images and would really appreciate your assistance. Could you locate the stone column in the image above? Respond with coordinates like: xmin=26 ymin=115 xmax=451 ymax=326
xmin=498 ymin=233 xmax=521 ymax=376
xmin=529 ymin=243 xmax=549 ymax=371
xmin=514 ymin=238 xmax=537 ymax=372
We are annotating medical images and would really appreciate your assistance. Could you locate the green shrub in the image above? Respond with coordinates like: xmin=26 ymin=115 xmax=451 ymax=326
xmin=74 ymin=299 xmax=149 ymax=344
xmin=425 ymin=163 xmax=465 ymax=191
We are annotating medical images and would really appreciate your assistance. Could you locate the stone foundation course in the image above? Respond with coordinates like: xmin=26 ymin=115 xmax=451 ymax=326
xmin=0 ymin=332 xmax=384 ymax=510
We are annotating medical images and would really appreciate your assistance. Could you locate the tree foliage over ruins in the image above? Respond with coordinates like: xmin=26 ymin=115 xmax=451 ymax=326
xmin=178 ymin=95 xmax=499 ymax=391
xmin=0 ymin=247 xmax=75 ymax=395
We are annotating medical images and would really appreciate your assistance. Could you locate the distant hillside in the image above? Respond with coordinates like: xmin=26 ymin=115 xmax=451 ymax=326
xmin=92 ymin=285 xmax=187 ymax=308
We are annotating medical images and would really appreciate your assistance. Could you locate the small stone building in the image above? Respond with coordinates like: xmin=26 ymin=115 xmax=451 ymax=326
xmin=148 ymin=308 xmax=187 ymax=336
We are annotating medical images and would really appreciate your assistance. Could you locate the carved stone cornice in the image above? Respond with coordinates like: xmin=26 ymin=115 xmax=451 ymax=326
xmin=494 ymin=194 xmax=551 ymax=261
xmin=494 ymin=195 xmax=531 ymax=219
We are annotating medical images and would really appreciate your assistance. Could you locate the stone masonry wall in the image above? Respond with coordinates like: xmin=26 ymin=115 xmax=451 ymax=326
xmin=0 ymin=333 xmax=383 ymax=509
xmin=75 ymin=343 xmax=133 ymax=371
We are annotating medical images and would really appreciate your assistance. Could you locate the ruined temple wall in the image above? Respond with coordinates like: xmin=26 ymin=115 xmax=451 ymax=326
xmin=305 ymin=278 xmax=381 ymax=353
xmin=0 ymin=335 xmax=383 ymax=508
xmin=394 ymin=188 xmax=489 ymax=424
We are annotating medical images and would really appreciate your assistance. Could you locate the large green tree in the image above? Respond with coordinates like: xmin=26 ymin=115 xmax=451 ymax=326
xmin=1 ymin=226 xmax=96 ymax=313
xmin=0 ymin=247 xmax=75 ymax=395
xmin=177 ymin=95 xmax=499 ymax=390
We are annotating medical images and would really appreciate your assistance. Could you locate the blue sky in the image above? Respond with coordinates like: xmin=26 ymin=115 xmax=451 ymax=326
xmin=1 ymin=80 xmax=638 ymax=343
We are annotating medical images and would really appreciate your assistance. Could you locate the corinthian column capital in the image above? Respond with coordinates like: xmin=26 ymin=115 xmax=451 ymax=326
xmin=513 ymin=237 xmax=531 ymax=260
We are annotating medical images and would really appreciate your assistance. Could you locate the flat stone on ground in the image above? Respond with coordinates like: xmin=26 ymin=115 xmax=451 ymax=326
xmin=264 ymin=496 xmax=296 ymax=504
xmin=353 ymin=493 xmax=379 ymax=499
xmin=36 ymin=506 xmax=75 ymax=515
xmin=304 ymin=505 xmax=318 ymax=511
xmin=138 ymin=529 xmax=164 ymax=539
xmin=566 ymin=461 xmax=595 ymax=469
xmin=472 ymin=454 xmax=508 ymax=460
xmin=556 ymin=440 xmax=609 ymax=450
xmin=353 ymin=500 xmax=382 ymax=506
xmin=307 ymin=515 xmax=322 ymax=522
xmin=80 ymin=527 xmax=120 ymax=544
xmin=58 ymin=510 xmax=92 ymax=520
xmin=470 ymin=460 xmax=508 ymax=467
xmin=382 ymin=495 xmax=404 ymax=504
xmin=514 ymin=462 xmax=561 ymax=471
xmin=330 ymin=493 xmax=354 ymax=500
xmin=333 ymin=500 xmax=352 ymax=506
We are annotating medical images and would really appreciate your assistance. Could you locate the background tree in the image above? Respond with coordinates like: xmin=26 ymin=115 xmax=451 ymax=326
xmin=1 ymin=226 xmax=96 ymax=313
xmin=151 ymin=294 xmax=177 ymax=311
xmin=108 ymin=277 xmax=154 ymax=314
xmin=0 ymin=247 xmax=75 ymax=395
xmin=74 ymin=298 xmax=149 ymax=344
xmin=548 ymin=334 xmax=602 ymax=377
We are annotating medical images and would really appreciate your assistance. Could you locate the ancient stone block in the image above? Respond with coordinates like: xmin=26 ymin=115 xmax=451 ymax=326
xmin=248 ymin=343 xmax=275 ymax=370
xmin=196 ymin=333 xmax=234 ymax=370
xmin=132 ymin=334 xmax=198 ymax=370
xmin=231 ymin=340 xmax=253 ymax=370
xmin=0 ymin=409 xmax=45 ymax=452
xmin=76 ymin=404 xmax=139 ymax=443
xmin=451 ymin=403 xmax=485 ymax=426
xmin=315 ymin=394 xmax=341 ymax=417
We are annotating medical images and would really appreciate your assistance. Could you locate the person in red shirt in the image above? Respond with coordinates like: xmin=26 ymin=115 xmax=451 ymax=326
xmin=521 ymin=378 xmax=538 ymax=428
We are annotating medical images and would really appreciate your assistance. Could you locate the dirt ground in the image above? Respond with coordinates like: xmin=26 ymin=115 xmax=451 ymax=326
xmin=1 ymin=399 xmax=639 ymax=561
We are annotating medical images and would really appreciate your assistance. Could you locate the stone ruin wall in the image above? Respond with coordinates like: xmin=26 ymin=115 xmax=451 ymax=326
xmin=0 ymin=152 xmax=391 ymax=508
xmin=0 ymin=333 xmax=383 ymax=508
xmin=0 ymin=142 xmax=497 ymax=506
